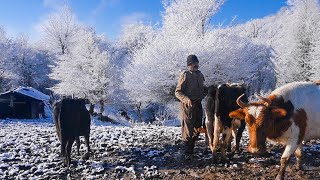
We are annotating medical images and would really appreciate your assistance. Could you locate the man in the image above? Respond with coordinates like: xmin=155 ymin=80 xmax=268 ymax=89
xmin=38 ymin=101 xmax=45 ymax=119
xmin=175 ymin=54 xmax=206 ymax=158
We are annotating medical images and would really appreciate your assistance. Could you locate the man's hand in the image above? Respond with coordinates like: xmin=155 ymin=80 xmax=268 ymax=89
xmin=187 ymin=99 xmax=193 ymax=107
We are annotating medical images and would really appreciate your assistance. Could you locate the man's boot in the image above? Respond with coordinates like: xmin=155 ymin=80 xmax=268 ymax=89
xmin=184 ymin=141 xmax=191 ymax=154
xmin=184 ymin=141 xmax=193 ymax=160
xmin=190 ymin=140 xmax=195 ymax=154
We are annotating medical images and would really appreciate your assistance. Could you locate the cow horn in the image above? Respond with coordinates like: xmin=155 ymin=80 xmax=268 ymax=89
xmin=236 ymin=94 xmax=249 ymax=108
xmin=257 ymin=95 xmax=271 ymax=106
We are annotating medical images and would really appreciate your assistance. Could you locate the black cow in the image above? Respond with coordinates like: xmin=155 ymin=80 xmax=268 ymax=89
xmin=204 ymin=84 xmax=217 ymax=145
xmin=53 ymin=98 xmax=91 ymax=166
xmin=205 ymin=82 xmax=248 ymax=161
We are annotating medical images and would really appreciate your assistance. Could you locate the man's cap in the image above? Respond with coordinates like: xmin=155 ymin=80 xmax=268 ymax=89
xmin=187 ymin=55 xmax=199 ymax=66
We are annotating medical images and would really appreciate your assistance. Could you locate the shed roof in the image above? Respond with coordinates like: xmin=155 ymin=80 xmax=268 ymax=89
xmin=0 ymin=86 xmax=50 ymax=101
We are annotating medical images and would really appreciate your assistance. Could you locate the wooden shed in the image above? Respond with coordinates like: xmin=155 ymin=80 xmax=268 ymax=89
xmin=0 ymin=87 xmax=51 ymax=119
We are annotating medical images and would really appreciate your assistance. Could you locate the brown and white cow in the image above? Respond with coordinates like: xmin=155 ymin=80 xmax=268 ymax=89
xmin=229 ymin=81 xmax=320 ymax=180
xmin=205 ymin=82 xmax=248 ymax=161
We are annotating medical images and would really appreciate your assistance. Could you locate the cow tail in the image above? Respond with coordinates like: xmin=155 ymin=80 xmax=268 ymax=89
xmin=58 ymin=100 xmax=65 ymax=139
xmin=54 ymin=101 xmax=63 ymax=142
xmin=214 ymin=85 xmax=220 ymax=116
xmin=58 ymin=100 xmax=63 ymax=124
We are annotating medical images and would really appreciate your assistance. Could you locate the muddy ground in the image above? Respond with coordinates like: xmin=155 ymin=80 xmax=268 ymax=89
xmin=1 ymin=119 xmax=320 ymax=179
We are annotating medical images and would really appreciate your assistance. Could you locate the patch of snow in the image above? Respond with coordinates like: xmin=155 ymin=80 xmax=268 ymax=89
xmin=0 ymin=163 xmax=9 ymax=169
xmin=145 ymin=150 xmax=162 ymax=158
xmin=115 ymin=166 xmax=134 ymax=172
xmin=90 ymin=161 xmax=104 ymax=173
xmin=162 ymin=118 xmax=180 ymax=127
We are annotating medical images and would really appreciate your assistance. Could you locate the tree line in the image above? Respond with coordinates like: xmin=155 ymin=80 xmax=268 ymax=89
xmin=0 ymin=0 xmax=319 ymax=119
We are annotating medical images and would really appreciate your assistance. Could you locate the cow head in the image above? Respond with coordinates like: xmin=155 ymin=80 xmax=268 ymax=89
xmin=229 ymin=94 xmax=287 ymax=154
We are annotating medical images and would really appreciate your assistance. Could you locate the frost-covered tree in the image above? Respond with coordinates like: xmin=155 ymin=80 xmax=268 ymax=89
xmin=40 ymin=4 xmax=80 ymax=55
xmin=118 ymin=22 xmax=156 ymax=54
xmin=162 ymin=0 xmax=224 ymax=37
xmin=232 ymin=0 xmax=320 ymax=85
xmin=0 ymin=29 xmax=52 ymax=92
xmin=123 ymin=0 xmax=275 ymax=108
xmin=288 ymin=0 xmax=320 ymax=81
xmin=123 ymin=0 xmax=224 ymax=106
xmin=0 ymin=27 xmax=13 ymax=91
xmin=107 ymin=22 xmax=156 ymax=104
xmin=28 ymin=45 xmax=55 ymax=91
xmin=11 ymin=35 xmax=35 ymax=87
xmin=6 ymin=35 xmax=53 ymax=91
xmin=50 ymin=27 xmax=111 ymax=103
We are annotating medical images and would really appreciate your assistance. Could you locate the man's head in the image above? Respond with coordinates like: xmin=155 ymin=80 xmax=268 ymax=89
xmin=187 ymin=55 xmax=199 ymax=71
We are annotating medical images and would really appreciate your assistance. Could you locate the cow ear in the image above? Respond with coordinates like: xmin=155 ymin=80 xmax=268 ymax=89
xmin=271 ymin=108 xmax=287 ymax=119
xmin=229 ymin=109 xmax=246 ymax=120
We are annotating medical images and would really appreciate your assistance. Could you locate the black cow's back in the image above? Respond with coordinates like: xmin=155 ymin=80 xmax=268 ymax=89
xmin=217 ymin=83 xmax=248 ymax=127
xmin=55 ymin=98 xmax=91 ymax=138
xmin=205 ymin=85 xmax=217 ymax=118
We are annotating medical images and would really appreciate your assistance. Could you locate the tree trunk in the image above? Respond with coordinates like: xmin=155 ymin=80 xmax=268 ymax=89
xmin=99 ymin=100 xmax=104 ymax=119
xmin=136 ymin=102 xmax=143 ymax=122
xmin=89 ymin=103 xmax=95 ymax=116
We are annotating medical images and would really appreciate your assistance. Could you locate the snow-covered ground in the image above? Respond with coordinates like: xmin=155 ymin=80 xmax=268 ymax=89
xmin=90 ymin=103 xmax=181 ymax=127
xmin=1 ymin=118 xmax=320 ymax=179
xmin=0 ymin=118 xmax=182 ymax=179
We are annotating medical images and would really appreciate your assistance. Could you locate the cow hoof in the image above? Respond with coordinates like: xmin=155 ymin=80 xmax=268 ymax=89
xmin=227 ymin=147 xmax=232 ymax=153
xmin=60 ymin=152 xmax=66 ymax=158
xmin=275 ymin=175 xmax=283 ymax=180
xmin=63 ymin=160 xmax=69 ymax=167
xmin=83 ymin=153 xmax=90 ymax=160
xmin=295 ymin=165 xmax=303 ymax=171
xmin=220 ymin=157 xmax=229 ymax=164
xmin=184 ymin=154 xmax=193 ymax=161
xmin=227 ymin=153 xmax=234 ymax=160
xmin=211 ymin=156 xmax=218 ymax=163
xmin=202 ymin=149 xmax=209 ymax=155
xmin=233 ymin=148 xmax=241 ymax=154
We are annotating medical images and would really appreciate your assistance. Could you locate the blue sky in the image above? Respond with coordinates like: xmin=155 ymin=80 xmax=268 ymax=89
xmin=0 ymin=0 xmax=287 ymax=40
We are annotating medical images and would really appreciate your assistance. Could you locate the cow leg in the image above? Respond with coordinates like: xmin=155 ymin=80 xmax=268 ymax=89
xmin=276 ymin=143 xmax=298 ymax=180
xmin=66 ymin=138 xmax=75 ymax=167
xmin=84 ymin=134 xmax=90 ymax=160
xmin=231 ymin=125 xmax=237 ymax=152
xmin=221 ymin=126 xmax=232 ymax=161
xmin=60 ymin=136 xmax=67 ymax=158
xmin=204 ymin=132 xmax=209 ymax=146
xmin=294 ymin=144 xmax=303 ymax=170
xmin=227 ymin=119 xmax=238 ymax=153
xmin=75 ymin=137 xmax=80 ymax=155
xmin=205 ymin=113 xmax=214 ymax=153
xmin=235 ymin=120 xmax=245 ymax=152
xmin=202 ymin=119 xmax=209 ymax=146
xmin=226 ymin=134 xmax=232 ymax=153
xmin=226 ymin=126 xmax=233 ymax=153
xmin=212 ymin=115 xmax=222 ymax=156
xmin=55 ymin=128 xmax=62 ymax=142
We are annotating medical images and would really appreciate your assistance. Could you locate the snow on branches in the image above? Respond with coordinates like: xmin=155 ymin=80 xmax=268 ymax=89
xmin=50 ymin=28 xmax=111 ymax=103
xmin=123 ymin=0 xmax=276 ymax=105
